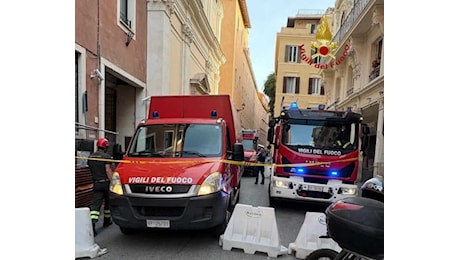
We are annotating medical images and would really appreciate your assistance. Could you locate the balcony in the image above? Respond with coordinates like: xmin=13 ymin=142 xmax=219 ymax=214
xmin=332 ymin=0 xmax=372 ymax=44
xmin=369 ymin=65 xmax=380 ymax=81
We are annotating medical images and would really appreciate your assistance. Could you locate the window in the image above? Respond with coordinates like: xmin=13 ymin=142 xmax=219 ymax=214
xmin=285 ymin=45 xmax=300 ymax=63
xmin=283 ymin=77 xmax=299 ymax=94
xmin=308 ymin=78 xmax=324 ymax=95
xmin=310 ymin=24 xmax=317 ymax=34
xmin=75 ymin=52 xmax=79 ymax=122
xmin=164 ymin=130 xmax=173 ymax=150
xmin=369 ymin=38 xmax=383 ymax=81
xmin=119 ymin=0 xmax=135 ymax=30
xmin=310 ymin=47 xmax=320 ymax=64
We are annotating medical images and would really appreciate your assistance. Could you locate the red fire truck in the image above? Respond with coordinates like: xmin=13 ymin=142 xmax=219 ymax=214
xmin=241 ymin=129 xmax=258 ymax=176
xmin=109 ymin=95 xmax=245 ymax=235
xmin=267 ymin=102 xmax=369 ymax=205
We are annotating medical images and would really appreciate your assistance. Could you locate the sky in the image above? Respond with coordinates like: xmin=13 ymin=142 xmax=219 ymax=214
xmin=246 ymin=0 xmax=336 ymax=92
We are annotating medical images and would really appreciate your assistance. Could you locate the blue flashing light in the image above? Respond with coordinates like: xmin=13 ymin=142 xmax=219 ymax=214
xmin=290 ymin=167 xmax=306 ymax=174
xmin=318 ymin=104 xmax=326 ymax=110
xmin=290 ymin=102 xmax=298 ymax=109
xmin=152 ymin=111 xmax=159 ymax=119
xmin=210 ymin=110 xmax=218 ymax=118
xmin=330 ymin=171 xmax=338 ymax=176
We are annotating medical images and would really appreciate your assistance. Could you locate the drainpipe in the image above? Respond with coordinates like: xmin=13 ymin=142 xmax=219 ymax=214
xmin=96 ymin=0 xmax=105 ymax=139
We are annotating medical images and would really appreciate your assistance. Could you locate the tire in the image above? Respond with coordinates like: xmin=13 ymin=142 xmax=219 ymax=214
xmin=268 ymin=183 xmax=277 ymax=207
xmin=213 ymin=209 xmax=231 ymax=237
xmin=305 ymin=248 xmax=339 ymax=260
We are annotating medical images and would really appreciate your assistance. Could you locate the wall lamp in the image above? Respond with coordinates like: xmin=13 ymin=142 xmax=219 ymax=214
xmin=237 ymin=103 xmax=246 ymax=112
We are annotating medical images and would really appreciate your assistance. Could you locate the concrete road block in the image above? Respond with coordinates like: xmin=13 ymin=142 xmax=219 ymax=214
xmin=219 ymin=203 xmax=288 ymax=258
xmin=75 ymin=207 xmax=107 ymax=258
xmin=288 ymin=212 xmax=341 ymax=259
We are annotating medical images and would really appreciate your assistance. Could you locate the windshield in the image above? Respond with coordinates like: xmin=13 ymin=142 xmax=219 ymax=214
xmin=128 ymin=124 xmax=222 ymax=158
xmin=241 ymin=139 xmax=257 ymax=150
xmin=281 ymin=120 xmax=358 ymax=151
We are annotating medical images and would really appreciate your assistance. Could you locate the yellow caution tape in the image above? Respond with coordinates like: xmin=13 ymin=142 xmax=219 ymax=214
xmin=75 ymin=156 xmax=358 ymax=168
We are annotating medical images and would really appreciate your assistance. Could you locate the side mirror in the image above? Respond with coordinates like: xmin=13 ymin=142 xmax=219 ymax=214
xmin=232 ymin=143 xmax=244 ymax=161
xmin=267 ymin=127 xmax=274 ymax=144
xmin=362 ymin=124 xmax=370 ymax=135
xmin=360 ymin=124 xmax=369 ymax=154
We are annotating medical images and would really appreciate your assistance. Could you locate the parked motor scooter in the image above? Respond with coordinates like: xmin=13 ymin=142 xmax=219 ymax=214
xmin=305 ymin=177 xmax=384 ymax=260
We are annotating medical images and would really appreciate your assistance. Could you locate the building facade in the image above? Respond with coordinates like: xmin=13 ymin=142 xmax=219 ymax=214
xmin=76 ymin=0 xmax=268 ymax=152
xmin=273 ymin=9 xmax=333 ymax=117
xmin=146 ymin=0 xmax=226 ymax=96
xmin=75 ymin=0 xmax=148 ymax=150
xmin=219 ymin=0 xmax=269 ymax=140
xmin=319 ymin=0 xmax=384 ymax=179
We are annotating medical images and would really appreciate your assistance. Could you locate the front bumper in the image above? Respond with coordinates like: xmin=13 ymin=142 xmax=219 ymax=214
xmin=269 ymin=175 xmax=357 ymax=204
xmin=109 ymin=191 xmax=229 ymax=230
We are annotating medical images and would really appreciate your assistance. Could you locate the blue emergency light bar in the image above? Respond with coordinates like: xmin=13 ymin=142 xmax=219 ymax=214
xmin=211 ymin=110 xmax=218 ymax=118
xmin=152 ymin=111 xmax=159 ymax=119
xmin=290 ymin=102 xmax=298 ymax=109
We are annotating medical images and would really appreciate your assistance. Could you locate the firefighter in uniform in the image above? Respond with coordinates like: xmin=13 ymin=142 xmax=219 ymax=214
xmin=88 ymin=138 xmax=114 ymax=236
xmin=335 ymin=127 xmax=351 ymax=149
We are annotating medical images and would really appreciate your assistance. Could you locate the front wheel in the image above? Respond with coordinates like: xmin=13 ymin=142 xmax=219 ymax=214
xmin=305 ymin=248 xmax=339 ymax=260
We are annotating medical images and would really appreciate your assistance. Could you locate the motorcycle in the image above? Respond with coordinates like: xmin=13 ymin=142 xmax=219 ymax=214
xmin=306 ymin=177 xmax=384 ymax=260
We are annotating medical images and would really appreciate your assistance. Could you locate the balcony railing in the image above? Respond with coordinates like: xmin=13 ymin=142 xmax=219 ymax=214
xmin=346 ymin=88 xmax=354 ymax=96
xmin=319 ymin=0 xmax=372 ymax=65
xmin=369 ymin=65 xmax=380 ymax=81
xmin=332 ymin=0 xmax=371 ymax=44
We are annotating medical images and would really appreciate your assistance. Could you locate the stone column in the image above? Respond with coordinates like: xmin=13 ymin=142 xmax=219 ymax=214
xmin=181 ymin=24 xmax=193 ymax=95
xmin=146 ymin=0 xmax=174 ymax=95
xmin=373 ymin=97 xmax=384 ymax=177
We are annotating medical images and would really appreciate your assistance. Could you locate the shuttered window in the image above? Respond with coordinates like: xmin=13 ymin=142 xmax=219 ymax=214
xmin=283 ymin=77 xmax=300 ymax=94
xmin=285 ymin=45 xmax=301 ymax=63
xmin=308 ymin=78 xmax=324 ymax=95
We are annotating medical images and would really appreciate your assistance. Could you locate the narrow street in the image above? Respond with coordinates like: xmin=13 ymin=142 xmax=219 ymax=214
xmin=89 ymin=172 xmax=328 ymax=260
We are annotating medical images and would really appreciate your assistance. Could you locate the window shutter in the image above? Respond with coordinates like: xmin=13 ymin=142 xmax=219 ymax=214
xmin=283 ymin=77 xmax=287 ymax=93
xmin=285 ymin=46 xmax=289 ymax=62
xmin=295 ymin=77 xmax=300 ymax=93
xmin=297 ymin=46 xmax=301 ymax=63
xmin=320 ymin=86 xmax=325 ymax=95
xmin=308 ymin=78 xmax=313 ymax=94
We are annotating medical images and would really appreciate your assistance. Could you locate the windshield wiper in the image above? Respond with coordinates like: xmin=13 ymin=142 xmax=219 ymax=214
xmin=290 ymin=144 xmax=314 ymax=148
xmin=128 ymin=151 xmax=164 ymax=158
xmin=178 ymin=150 xmax=206 ymax=157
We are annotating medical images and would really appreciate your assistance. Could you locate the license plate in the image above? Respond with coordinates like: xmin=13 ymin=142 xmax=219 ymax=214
xmin=308 ymin=185 xmax=323 ymax=192
xmin=146 ymin=219 xmax=170 ymax=228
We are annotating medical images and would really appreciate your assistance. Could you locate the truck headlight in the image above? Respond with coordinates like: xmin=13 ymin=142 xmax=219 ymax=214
xmin=274 ymin=179 xmax=291 ymax=189
xmin=110 ymin=172 xmax=123 ymax=195
xmin=339 ymin=187 xmax=356 ymax=195
xmin=198 ymin=172 xmax=222 ymax=196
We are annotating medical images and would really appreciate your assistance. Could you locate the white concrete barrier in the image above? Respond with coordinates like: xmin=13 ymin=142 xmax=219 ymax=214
xmin=75 ymin=207 xmax=107 ymax=258
xmin=219 ymin=203 xmax=288 ymax=258
xmin=288 ymin=212 xmax=341 ymax=259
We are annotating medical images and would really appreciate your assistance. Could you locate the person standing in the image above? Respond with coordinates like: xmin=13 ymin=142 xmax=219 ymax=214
xmin=254 ymin=147 xmax=267 ymax=184
xmin=88 ymin=138 xmax=114 ymax=236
